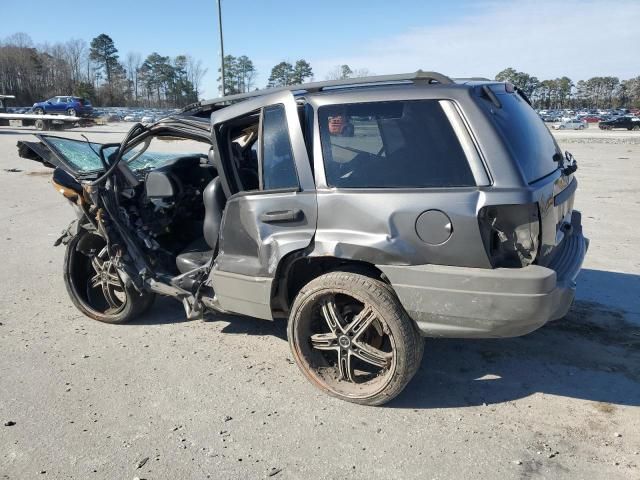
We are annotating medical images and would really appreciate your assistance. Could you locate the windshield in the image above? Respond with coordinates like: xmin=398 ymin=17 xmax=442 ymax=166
xmin=41 ymin=136 xmax=194 ymax=174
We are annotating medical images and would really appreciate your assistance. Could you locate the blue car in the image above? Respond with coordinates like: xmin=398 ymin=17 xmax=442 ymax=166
xmin=32 ymin=96 xmax=93 ymax=117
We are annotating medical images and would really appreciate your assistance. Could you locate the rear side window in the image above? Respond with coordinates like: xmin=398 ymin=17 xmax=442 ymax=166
xmin=484 ymin=87 xmax=559 ymax=183
xmin=318 ymin=100 xmax=475 ymax=188
xmin=261 ymin=105 xmax=299 ymax=190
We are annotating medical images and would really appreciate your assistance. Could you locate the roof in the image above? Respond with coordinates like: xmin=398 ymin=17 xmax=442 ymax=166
xmin=181 ymin=71 xmax=500 ymax=117
xmin=184 ymin=71 xmax=464 ymax=115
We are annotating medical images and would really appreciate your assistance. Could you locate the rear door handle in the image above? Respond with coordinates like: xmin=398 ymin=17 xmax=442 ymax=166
xmin=259 ymin=209 xmax=302 ymax=223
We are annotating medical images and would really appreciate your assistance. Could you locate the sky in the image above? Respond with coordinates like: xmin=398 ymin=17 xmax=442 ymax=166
xmin=2 ymin=0 xmax=638 ymax=99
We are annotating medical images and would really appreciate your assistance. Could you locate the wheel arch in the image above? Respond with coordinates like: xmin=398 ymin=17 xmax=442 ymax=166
xmin=270 ymin=251 xmax=388 ymax=317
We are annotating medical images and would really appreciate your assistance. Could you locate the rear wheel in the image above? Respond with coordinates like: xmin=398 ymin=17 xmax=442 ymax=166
xmin=288 ymin=272 xmax=423 ymax=406
xmin=63 ymin=232 xmax=154 ymax=323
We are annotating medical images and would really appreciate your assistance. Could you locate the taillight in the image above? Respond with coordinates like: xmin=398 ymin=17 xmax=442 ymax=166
xmin=478 ymin=203 xmax=540 ymax=268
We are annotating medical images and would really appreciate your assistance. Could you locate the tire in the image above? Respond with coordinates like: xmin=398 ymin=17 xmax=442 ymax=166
xmin=288 ymin=271 xmax=424 ymax=406
xmin=34 ymin=119 xmax=46 ymax=131
xmin=33 ymin=107 xmax=44 ymax=115
xmin=63 ymin=231 xmax=154 ymax=324
xmin=66 ymin=108 xmax=77 ymax=117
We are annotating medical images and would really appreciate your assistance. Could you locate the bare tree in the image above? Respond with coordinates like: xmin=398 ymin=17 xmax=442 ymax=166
xmin=325 ymin=64 xmax=372 ymax=80
xmin=126 ymin=52 xmax=142 ymax=104
xmin=5 ymin=32 xmax=32 ymax=48
xmin=64 ymin=39 xmax=87 ymax=84
xmin=186 ymin=55 xmax=207 ymax=99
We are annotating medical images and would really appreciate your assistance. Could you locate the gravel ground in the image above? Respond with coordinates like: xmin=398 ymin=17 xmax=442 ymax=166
xmin=1 ymin=124 xmax=639 ymax=479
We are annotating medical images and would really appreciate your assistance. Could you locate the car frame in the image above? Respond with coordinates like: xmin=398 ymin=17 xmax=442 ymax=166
xmin=18 ymin=71 xmax=588 ymax=405
xmin=599 ymin=116 xmax=640 ymax=130
xmin=32 ymin=95 xmax=93 ymax=117
xmin=195 ymin=75 xmax=587 ymax=338
xmin=553 ymin=118 xmax=588 ymax=130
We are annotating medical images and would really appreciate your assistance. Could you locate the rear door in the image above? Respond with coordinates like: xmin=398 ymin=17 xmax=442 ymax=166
xmin=210 ymin=91 xmax=317 ymax=319
xmin=51 ymin=97 xmax=66 ymax=113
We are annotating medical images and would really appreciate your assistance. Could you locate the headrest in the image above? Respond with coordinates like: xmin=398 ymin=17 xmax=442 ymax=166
xmin=207 ymin=147 xmax=217 ymax=168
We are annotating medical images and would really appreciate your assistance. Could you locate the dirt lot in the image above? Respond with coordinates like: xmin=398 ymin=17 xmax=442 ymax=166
xmin=1 ymin=123 xmax=639 ymax=479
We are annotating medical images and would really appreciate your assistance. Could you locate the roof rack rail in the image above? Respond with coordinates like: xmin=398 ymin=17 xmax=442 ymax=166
xmin=197 ymin=70 xmax=453 ymax=109
xmin=453 ymin=77 xmax=493 ymax=82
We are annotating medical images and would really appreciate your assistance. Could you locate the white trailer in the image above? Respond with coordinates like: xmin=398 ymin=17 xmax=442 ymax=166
xmin=0 ymin=112 xmax=93 ymax=131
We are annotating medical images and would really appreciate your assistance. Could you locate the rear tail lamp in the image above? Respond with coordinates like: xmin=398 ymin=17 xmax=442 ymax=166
xmin=478 ymin=203 xmax=540 ymax=268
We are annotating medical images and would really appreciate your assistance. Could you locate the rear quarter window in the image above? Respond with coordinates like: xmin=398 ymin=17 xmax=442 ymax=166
xmin=318 ymin=100 xmax=475 ymax=188
xmin=483 ymin=87 xmax=560 ymax=183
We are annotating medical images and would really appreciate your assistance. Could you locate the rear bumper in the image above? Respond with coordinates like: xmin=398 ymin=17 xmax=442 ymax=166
xmin=378 ymin=211 xmax=588 ymax=338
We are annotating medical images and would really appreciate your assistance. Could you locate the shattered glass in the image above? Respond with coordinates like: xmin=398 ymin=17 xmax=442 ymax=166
xmin=43 ymin=136 xmax=188 ymax=173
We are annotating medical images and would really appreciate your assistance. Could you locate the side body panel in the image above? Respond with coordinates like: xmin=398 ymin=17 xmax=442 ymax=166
xmin=307 ymin=87 xmax=501 ymax=268
xmin=306 ymin=85 xmax=577 ymax=269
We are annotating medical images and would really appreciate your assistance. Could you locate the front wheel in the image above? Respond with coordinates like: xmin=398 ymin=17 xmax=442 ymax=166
xmin=288 ymin=272 xmax=423 ymax=406
xmin=66 ymin=108 xmax=77 ymax=117
xmin=33 ymin=107 xmax=44 ymax=115
xmin=63 ymin=231 xmax=154 ymax=323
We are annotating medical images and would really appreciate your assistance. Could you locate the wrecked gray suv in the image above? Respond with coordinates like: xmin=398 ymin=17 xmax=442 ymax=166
xmin=19 ymin=71 xmax=588 ymax=405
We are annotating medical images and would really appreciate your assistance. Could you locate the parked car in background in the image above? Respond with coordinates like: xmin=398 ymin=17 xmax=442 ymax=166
xmin=140 ymin=115 xmax=156 ymax=123
xmin=599 ymin=116 xmax=640 ymax=130
xmin=581 ymin=115 xmax=602 ymax=123
xmin=32 ymin=96 xmax=93 ymax=117
xmin=541 ymin=113 xmax=561 ymax=122
xmin=553 ymin=118 xmax=588 ymax=130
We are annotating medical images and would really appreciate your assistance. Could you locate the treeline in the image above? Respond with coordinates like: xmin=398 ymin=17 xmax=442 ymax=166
xmin=4 ymin=34 xmax=637 ymax=111
xmin=219 ymin=56 xmax=372 ymax=95
xmin=496 ymin=68 xmax=640 ymax=109
xmin=0 ymin=32 xmax=207 ymax=108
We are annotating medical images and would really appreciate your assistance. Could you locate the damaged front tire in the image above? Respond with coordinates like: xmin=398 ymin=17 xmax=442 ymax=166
xmin=63 ymin=231 xmax=154 ymax=323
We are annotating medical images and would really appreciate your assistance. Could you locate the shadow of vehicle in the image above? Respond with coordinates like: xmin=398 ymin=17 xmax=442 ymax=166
xmin=128 ymin=268 xmax=640 ymax=408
